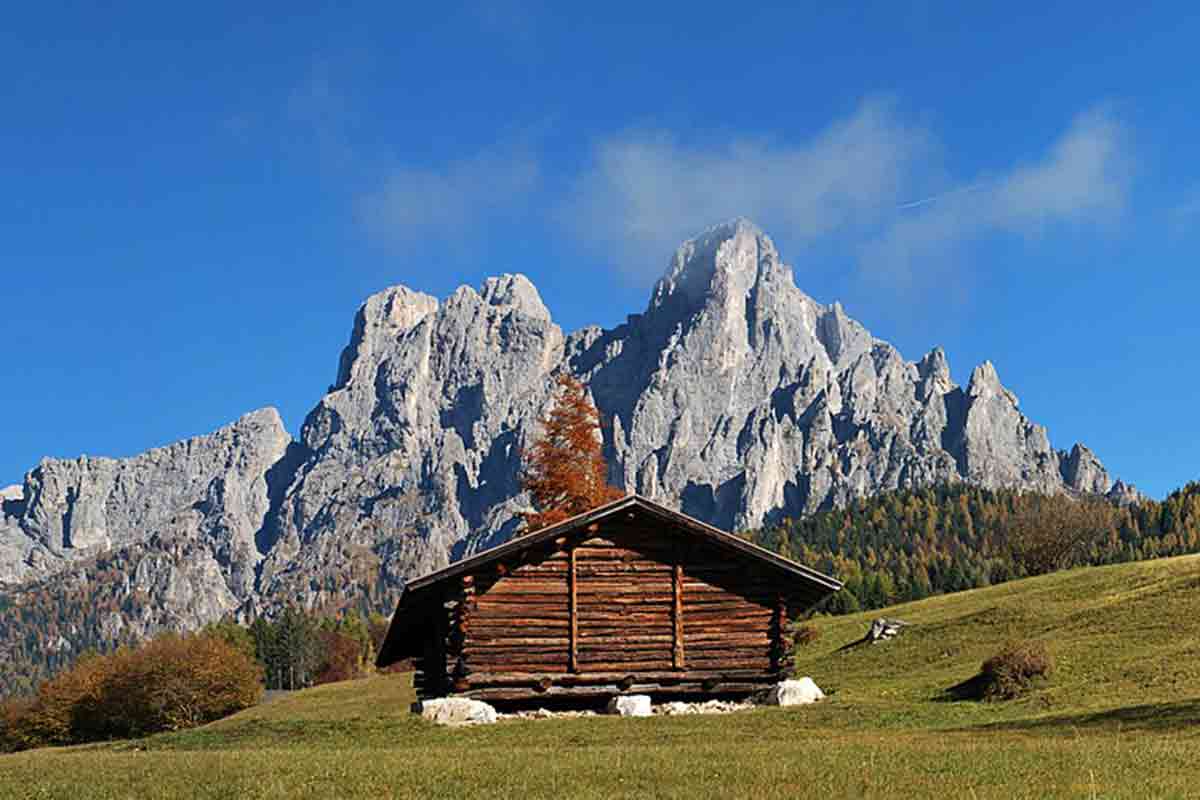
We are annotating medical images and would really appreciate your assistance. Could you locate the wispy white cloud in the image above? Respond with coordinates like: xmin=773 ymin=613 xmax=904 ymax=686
xmin=861 ymin=106 xmax=1131 ymax=286
xmin=285 ymin=61 xmax=364 ymax=171
xmin=358 ymin=145 xmax=541 ymax=244
xmin=565 ymin=101 xmax=1133 ymax=290
xmin=563 ymin=98 xmax=933 ymax=276
xmin=279 ymin=56 xmax=544 ymax=247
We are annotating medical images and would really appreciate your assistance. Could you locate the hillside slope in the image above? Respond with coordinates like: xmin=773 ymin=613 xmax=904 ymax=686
xmin=792 ymin=551 xmax=1200 ymax=728
xmin=3 ymin=557 xmax=1199 ymax=799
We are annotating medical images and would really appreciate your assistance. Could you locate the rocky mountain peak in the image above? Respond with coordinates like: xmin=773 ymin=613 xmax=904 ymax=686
xmin=479 ymin=274 xmax=551 ymax=322
xmin=817 ymin=302 xmax=874 ymax=369
xmin=1107 ymin=479 xmax=1144 ymax=506
xmin=1061 ymin=443 xmax=1112 ymax=495
xmin=918 ymin=347 xmax=951 ymax=383
xmin=967 ymin=361 xmax=1019 ymax=407
xmin=649 ymin=218 xmax=784 ymax=317
xmin=334 ymin=286 xmax=439 ymax=390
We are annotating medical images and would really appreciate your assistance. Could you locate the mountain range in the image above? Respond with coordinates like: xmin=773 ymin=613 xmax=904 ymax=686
xmin=0 ymin=219 xmax=1137 ymax=687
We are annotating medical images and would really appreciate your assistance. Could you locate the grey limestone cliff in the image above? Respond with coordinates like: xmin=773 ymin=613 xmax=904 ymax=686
xmin=0 ymin=408 xmax=291 ymax=597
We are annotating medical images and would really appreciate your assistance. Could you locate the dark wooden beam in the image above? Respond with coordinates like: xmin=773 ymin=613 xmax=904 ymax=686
xmin=771 ymin=592 xmax=785 ymax=674
xmin=568 ymin=544 xmax=578 ymax=673
xmin=672 ymin=560 xmax=685 ymax=669
xmin=460 ymin=681 xmax=773 ymax=702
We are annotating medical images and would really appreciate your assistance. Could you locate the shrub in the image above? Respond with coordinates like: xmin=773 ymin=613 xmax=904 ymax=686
xmin=0 ymin=630 xmax=262 ymax=751
xmin=314 ymin=629 xmax=364 ymax=685
xmin=112 ymin=633 xmax=263 ymax=733
xmin=978 ymin=640 xmax=1053 ymax=701
xmin=794 ymin=623 xmax=821 ymax=648
xmin=0 ymin=697 xmax=39 ymax=753
xmin=1006 ymin=496 xmax=1117 ymax=576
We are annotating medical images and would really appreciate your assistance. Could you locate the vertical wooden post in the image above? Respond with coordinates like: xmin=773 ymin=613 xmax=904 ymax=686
xmin=771 ymin=592 xmax=786 ymax=676
xmin=448 ymin=575 xmax=475 ymax=693
xmin=672 ymin=560 xmax=685 ymax=669
xmin=568 ymin=545 xmax=578 ymax=673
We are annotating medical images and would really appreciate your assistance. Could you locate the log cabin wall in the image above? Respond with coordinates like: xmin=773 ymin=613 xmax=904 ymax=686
xmin=463 ymin=548 xmax=570 ymax=678
xmin=420 ymin=512 xmax=815 ymax=702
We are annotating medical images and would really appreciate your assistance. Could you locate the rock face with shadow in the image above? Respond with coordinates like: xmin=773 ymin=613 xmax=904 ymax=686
xmin=0 ymin=408 xmax=291 ymax=594
xmin=252 ymin=276 xmax=566 ymax=614
xmin=0 ymin=219 xmax=1133 ymax=692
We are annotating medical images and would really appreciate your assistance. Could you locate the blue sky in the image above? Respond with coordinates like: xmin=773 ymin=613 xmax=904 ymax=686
xmin=1 ymin=2 xmax=1197 ymax=499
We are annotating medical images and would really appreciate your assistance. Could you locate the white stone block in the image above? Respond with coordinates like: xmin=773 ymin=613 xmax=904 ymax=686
xmin=606 ymin=694 xmax=653 ymax=717
xmin=419 ymin=697 xmax=498 ymax=726
xmin=764 ymin=677 xmax=825 ymax=706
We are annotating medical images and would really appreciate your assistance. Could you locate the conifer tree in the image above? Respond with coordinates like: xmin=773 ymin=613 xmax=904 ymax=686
xmin=521 ymin=374 xmax=623 ymax=532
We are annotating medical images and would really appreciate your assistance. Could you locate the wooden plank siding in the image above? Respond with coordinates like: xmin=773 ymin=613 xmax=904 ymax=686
xmin=379 ymin=496 xmax=842 ymax=703
xmin=434 ymin=522 xmax=804 ymax=699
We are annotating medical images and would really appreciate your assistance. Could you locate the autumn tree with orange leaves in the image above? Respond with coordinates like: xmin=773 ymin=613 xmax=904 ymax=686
xmin=521 ymin=374 xmax=623 ymax=532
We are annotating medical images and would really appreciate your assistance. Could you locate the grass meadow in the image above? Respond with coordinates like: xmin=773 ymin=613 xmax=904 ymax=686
xmin=4 ymin=554 xmax=1200 ymax=799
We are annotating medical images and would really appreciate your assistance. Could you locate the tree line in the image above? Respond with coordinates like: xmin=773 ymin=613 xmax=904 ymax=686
xmin=749 ymin=482 xmax=1200 ymax=614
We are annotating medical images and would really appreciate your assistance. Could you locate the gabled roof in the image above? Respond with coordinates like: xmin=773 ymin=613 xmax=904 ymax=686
xmin=376 ymin=494 xmax=842 ymax=666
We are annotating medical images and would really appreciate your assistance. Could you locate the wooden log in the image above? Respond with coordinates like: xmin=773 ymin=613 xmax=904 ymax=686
xmin=578 ymin=617 xmax=673 ymax=627
xmin=682 ymin=590 xmax=777 ymax=604
xmin=463 ymin=655 xmax=570 ymax=668
xmin=475 ymin=593 xmax=573 ymax=604
xmin=578 ymin=602 xmax=674 ymax=613
xmin=684 ymin=634 xmax=772 ymax=645
xmin=473 ymin=608 xmax=571 ymax=620
xmin=472 ymin=616 xmax=569 ymax=627
xmin=579 ymin=622 xmax=675 ymax=633
xmin=577 ymin=536 xmax=619 ymax=547
xmin=681 ymin=589 xmax=773 ymax=601
xmin=574 ymin=547 xmax=673 ymax=560
xmin=480 ymin=578 xmax=567 ymax=594
xmin=576 ymin=576 xmax=674 ymax=586
xmin=575 ymin=585 xmax=673 ymax=597
xmin=681 ymin=622 xmax=771 ymax=634
xmin=575 ymin=564 xmax=673 ymax=576
xmin=508 ymin=568 xmax=568 ymax=579
xmin=569 ymin=660 xmax=676 ymax=672
xmin=682 ymin=607 xmax=773 ymax=620
xmin=577 ymin=645 xmax=673 ymax=657
xmin=458 ymin=682 xmax=772 ymax=701
xmin=683 ymin=639 xmax=772 ymax=650
xmin=574 ymin=632 xmax=676 ymax=645
xmin=681 ymin=612 xmax=771 ymax=622
xmin=681 ymin=619 xmax=770 ymax=630
xmin=681 ymin=658 xmax=772 ymax=669
xmin=460 ymin=638 xmax=568 ymax=652
xmin=471 ymin=627 xmax=568 ymax=639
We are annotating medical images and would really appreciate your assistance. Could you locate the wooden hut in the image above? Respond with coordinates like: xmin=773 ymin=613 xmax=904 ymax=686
xmin=375 ymin=495 xmax=842 ymax=702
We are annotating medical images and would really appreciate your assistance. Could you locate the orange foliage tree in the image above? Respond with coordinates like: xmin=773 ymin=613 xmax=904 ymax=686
xmin=0 ymin=631 xmax=262 ymax=752
xmin=521 ymin=374 xmax=623 ymax=532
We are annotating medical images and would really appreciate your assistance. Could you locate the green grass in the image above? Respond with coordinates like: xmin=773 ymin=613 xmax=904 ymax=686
xmin=5 ymin=555 xmax=1200 ymax=799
